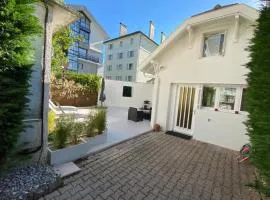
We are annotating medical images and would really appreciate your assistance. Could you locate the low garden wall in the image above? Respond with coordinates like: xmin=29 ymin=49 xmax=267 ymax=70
xmin=51 ymin=89 xmax=97 ymax=107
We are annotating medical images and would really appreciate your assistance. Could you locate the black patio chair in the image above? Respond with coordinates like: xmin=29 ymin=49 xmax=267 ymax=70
xmin=128 ymin=107 xmax=144 ymax=122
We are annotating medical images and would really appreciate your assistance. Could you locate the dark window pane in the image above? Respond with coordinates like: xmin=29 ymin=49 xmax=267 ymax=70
xmin=123 ymin=86 xmax=132 ymax=97
xmin=241 ymin=88 xmax=247 ymax=111
xmin=202 ymin=87 xmax=216 ymax=107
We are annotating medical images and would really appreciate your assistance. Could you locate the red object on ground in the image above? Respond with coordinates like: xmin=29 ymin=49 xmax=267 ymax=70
xmin=153 ymin=124 xmax=161 ymax=132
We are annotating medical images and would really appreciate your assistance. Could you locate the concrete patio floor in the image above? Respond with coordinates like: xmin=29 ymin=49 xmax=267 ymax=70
xmin=85 ymin=107 xmax=151 ymax=155
xmin=42 ymin=132 xmax=261 ymax=200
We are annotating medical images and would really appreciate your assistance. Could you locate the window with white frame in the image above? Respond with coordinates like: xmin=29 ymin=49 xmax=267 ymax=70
xmin=117 ymin=64 xmax=122 ymax=70
xmin=126 ymin=76 xmax=132 ymax=82
xmin=105 ymin=76 xmax=111 ymax=80
xmin=201 ymin=86 xmax=239 ymax=111
xmin=120 ymin=41 xmax=123 ymax=47
xmin=108 ymin=43 xmax=113 ymax=50
xmin=118 ymin=52 xmax=123 ymax=59
xmin=107 ymin=65 xmax=112 ymax=71
xmin=127 ymin=63 xmax=133 ymax=70
xmin=127 ymin=50 xmax=134 ymax=58
xmin=218 ymin=88 xmax=236 ymax=110
xmin=202 ymin=32 xmax=225 ymax=57
xmin=130 ymin=38 xmax=134 ymax=45
xmin=116 ymin=76 xmax=122 ymax=81
xmin=108 ymin=54 xmax=113 ymax=60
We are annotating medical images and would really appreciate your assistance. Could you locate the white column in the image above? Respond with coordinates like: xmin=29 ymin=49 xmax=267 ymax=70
xmin=151 ymin=76 xmax=160 ymax=127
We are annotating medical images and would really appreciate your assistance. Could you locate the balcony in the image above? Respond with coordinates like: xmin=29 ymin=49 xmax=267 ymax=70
xmin=78 ymin=53 xmax=100 ymax=64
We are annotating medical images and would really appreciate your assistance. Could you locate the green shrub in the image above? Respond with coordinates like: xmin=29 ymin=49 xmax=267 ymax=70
xmin=94 ymin=109 xmax=107 ymax=135
xmin=84 ymin=115 xmax=97 ymax=137
xmin=52 ymin=118 xmax=71 ymax=149
xmin=55 ymin=71 xmax=101 ymax=93
xmin=69 ymin=122 xmax=85 ymax=145
xmin=0 ymin=0 xmax=42 ymax=163
xmin=246 ymin=6 xmax=270 ymax=196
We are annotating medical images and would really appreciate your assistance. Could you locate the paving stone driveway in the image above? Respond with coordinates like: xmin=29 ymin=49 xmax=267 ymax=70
xmin=42 ymin=132 xmax=260 ymax=200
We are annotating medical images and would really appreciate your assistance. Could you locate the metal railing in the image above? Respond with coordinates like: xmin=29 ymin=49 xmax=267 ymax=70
xmin=78 ymin=53 xmax=100 ymax=64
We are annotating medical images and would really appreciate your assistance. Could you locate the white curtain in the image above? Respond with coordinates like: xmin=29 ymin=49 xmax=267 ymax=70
xmin=204 ymin=34 xmax=222 ymax=57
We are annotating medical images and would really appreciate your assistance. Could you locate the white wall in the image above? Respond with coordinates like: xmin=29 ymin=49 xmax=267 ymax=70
xmin=100 ymin=80 xmax=153 ymax=108
xmin=137 ymin=47 xmax=152 ymax=83
xmin=193 ymin=109 xmax=249 ymax=150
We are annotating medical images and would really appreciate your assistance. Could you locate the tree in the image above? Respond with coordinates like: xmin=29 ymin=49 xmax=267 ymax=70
xmin=246 ymin=5 xmax=270 ymax=196
xmin=0 ymin=0 xmax=42 ymax=163
xmin=51 ymin=27 xmax=81 ymax=73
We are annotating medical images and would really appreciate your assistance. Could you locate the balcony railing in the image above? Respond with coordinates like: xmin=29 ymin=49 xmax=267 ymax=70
xmin=78 ymin=53 xmax=100 ymax=64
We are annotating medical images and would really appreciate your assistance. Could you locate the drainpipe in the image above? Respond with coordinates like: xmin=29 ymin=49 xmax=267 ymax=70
xmin=38 ymin=0 xmax=49 ymax=162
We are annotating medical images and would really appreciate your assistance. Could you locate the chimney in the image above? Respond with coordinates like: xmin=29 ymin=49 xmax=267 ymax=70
xmin=119 ymin=23 xmax=127 ymax=36
xmin=160 ymin=32 xmax=166 ymax=43
xmin=149 ymin=20 xmax=155 ymax=40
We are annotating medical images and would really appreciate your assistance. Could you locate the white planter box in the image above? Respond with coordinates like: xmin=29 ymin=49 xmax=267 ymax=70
xmin=87 ymin=131 xmax=107 ymax=146
xmin=48 ymin=139 xmax=88 ymax=165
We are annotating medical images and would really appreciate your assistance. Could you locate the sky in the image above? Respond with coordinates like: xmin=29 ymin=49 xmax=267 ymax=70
xmin=65 ymin=0 xmax=260 ymax=44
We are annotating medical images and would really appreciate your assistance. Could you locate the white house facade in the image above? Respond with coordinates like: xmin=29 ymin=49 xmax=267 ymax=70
xmin=140 ymin=4 xmax=258 ymax=150
xmin=103 ymin=23 xmax=158 ymax=82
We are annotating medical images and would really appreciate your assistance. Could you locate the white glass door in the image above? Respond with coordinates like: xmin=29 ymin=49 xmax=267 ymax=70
xmin=174 ymin=85 xmax=198 ymax=135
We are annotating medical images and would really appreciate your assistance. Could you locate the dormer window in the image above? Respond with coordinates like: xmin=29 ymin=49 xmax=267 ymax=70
xmin=202 ymin=32 xmax=225 ymax=57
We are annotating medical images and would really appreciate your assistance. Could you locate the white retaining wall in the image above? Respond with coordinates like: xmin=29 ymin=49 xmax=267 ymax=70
xmin=100 ymin=80 xmax=153 ymax=108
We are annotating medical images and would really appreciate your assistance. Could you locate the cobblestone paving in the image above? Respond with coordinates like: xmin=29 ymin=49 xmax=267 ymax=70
xmin=41 ymin=132 xmax=261 ymax=200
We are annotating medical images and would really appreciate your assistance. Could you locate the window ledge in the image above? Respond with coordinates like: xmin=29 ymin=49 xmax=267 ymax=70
xmin=200 ymin=107 xmax=247 ymax=115
xmin=199 ymin=55 xmax=225 ymax=60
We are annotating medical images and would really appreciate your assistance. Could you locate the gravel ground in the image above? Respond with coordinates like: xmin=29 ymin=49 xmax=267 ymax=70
xmin=0 ymin=164 xmax=60 ymax=200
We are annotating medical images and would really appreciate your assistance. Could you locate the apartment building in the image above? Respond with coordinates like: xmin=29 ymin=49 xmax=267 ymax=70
xmin=67 ymin=5 xmax=109 ymax=74
xmin=103 ymin=22 xmax=159 ymax=82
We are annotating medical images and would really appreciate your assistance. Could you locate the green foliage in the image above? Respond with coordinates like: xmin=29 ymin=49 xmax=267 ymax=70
xmin=84 ymin=115 xmax=96 ymax=137
xmin=52 ymin=117 xmax=71 ymax=149
xmin=246 ymin=6 xmax=270 ymax=196
xmin=55 ymin=71 xmax=101 ymax=93
xmin=93 ymin=109 xmax=107 ymax=135
xmin=48 ymin=111 xmax=56 ymax=134
xmin=50 ymin=109 xmax=107 ymax=149
xmin=0 ymin=0 xmax=42 ymax=162
xmin=51 ymin=28 xmax=81 ymax=73
xmin=69 ymin=122 xmax=85 ymax=145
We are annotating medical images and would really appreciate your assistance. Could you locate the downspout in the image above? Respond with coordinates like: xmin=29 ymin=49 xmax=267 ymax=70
xmin=38 ymin=0 xmax=49 ymax=162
